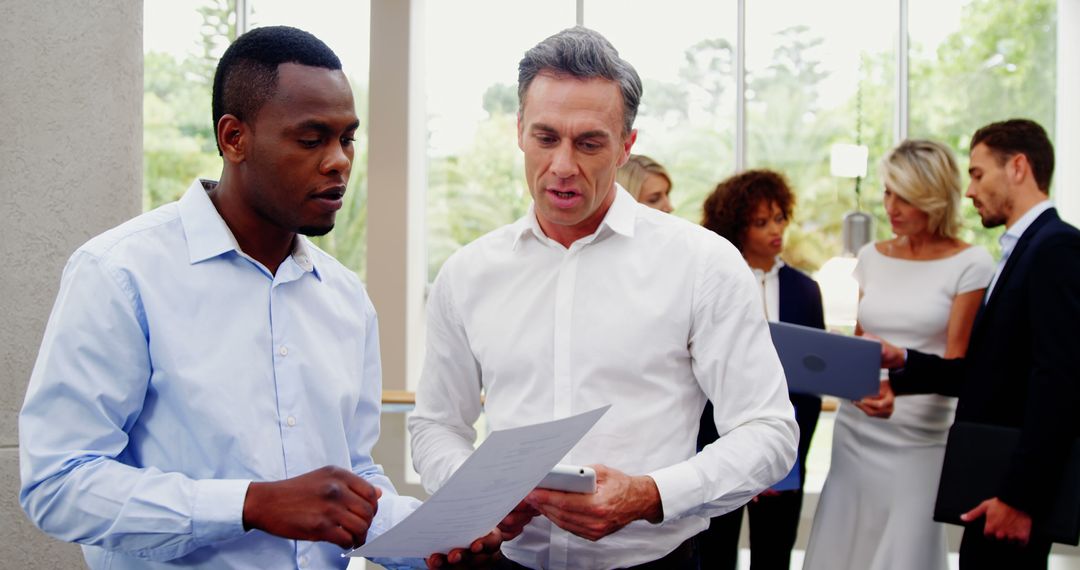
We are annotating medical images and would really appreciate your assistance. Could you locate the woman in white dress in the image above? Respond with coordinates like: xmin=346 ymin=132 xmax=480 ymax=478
xmin=803 ymin=140 xmax=995 ymax=570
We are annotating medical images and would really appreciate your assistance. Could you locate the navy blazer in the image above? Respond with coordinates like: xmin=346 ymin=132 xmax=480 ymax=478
xmin=778 ymin=265 xmax=826 ymax=330
xmin=891 ymin=208 xmax=1080 ymax=521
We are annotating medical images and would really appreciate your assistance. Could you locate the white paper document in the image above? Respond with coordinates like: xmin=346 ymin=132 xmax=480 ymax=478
xmin=349 ymin=405 xmax=610 ymax=558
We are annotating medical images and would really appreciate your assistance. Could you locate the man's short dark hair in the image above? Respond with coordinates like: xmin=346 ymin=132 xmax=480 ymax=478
xmin=970 ymin=119 xmax=1055 ymax=193
xmin=517 ymin=26 xmax=642 ymax=136
xmin=212 ymin=25 xmax=343 ymax=154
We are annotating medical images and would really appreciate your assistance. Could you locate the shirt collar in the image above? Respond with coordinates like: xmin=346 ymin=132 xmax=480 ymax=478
xmin=291 ymin=236 xmax=318 ymax=275
xmin=1000 ymin=199 xmax=1053 ymax=253
xmin=602 ymin=184 xmax=639 ymax=238
xmin=751 ymin=256 xmax=785 ymax=280
xmin=178 ymin=179 xmax=319 ymax=278
xmin=511 ymin=184 xmax=638 ymax=250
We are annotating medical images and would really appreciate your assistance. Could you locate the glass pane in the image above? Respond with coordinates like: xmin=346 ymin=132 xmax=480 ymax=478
xmin=585 ymin=0 xmax=738 ymax=225
xmin=143 ymin=0 xmax=234 ymax=212
xmin=424 ymin=1 xmax=576 ymax=282
xmin=250 ymin=0 xmax=372 ymax=277
xmin=745 ymin=0 xmax=897 ymax=272
xmin=744 ymin=0 xmax=896 ymax=496
xmin=909 ymin=0 xmax=1057 ymax=256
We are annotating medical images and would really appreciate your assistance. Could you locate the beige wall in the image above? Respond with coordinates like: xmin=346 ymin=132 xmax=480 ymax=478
xmin=0 ymin=0 xmax=143 ymax=565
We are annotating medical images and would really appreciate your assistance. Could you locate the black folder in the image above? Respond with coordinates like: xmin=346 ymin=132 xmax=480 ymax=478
xmin=934 ymin=421 xmax=1080 ymax=545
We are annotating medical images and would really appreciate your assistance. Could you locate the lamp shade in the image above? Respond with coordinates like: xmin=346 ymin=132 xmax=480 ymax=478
xmin=842 ymin=210 xmax=874 ymax=255
xmin=830 ymin=143 xmax=869 ymax=178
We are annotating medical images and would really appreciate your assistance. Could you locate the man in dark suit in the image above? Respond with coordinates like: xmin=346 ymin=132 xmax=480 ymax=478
xmin=875 ymin=119 xmax=1080 ymax=568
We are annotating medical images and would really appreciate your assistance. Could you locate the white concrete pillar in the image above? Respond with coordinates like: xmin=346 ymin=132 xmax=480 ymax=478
xmin=1056 ymin=0 xmax=1080 ymax=225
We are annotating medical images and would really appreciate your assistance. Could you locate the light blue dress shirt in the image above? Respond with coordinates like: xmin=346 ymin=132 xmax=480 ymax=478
xmin=985 ymin=200 xmax=1053 ymax=301
xmin=19 ymin=180 xmax=422 ymax=569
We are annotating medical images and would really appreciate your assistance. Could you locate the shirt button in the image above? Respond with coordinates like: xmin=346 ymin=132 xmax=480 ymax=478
xmin=287 ymin=416 xmax=296 ymax=427
xmin=298 ymin=555 xmax=309 ymax=568
xmin=279 ymin=345 xmax=288 ymax=356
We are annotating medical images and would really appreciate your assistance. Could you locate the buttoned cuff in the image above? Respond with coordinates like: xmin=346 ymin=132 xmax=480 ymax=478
xmin=647 ymin=461 xmax=703 ymax=523
xmin=368 ymin=493 xmax=423 ymax=538
xmin=192 ymin=479 xmax=251 ymax=546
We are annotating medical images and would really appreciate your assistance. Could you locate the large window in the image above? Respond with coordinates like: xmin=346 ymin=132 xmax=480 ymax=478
xmin=145 ymin=0 xmax=1063 ymax=315
xmin=910 ymin=0 xmax=1057 ymax=257
xmin=142 ymin=0 xmax=371 ymax=276
xmin=423 ymin=1 xmax=576 ymax=282
xmin=420 ymin=0 xmax=1058 ymax=281
xmin=143 ymin=0 xmax=229 ymax=211
xmin=587 ymin=1 xmax=738 ymax=222
xmin=746 ymin=0 xmax=896 ymax=270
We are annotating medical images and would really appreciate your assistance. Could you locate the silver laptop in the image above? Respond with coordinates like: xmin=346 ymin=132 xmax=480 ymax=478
xmin=768 ymin=321 xmax=882 ymax=400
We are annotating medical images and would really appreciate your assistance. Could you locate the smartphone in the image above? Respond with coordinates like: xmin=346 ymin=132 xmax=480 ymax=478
xmin=537 ymin=464 xmax=597 ymax=494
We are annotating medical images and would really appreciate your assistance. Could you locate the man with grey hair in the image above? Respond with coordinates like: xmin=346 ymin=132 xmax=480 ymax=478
xmin=409 ymin=27 xmax=797 ymax=569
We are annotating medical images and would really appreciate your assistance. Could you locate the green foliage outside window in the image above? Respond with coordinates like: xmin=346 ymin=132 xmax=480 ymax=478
xmin=423 ymin=0 xmax=1056 ymax=277
xmin=909 ymin=0 xmax=1056 ymax=258
xmin=143 ymin=0 xmax=370 ymax=278
xmin=145 ymin=0 xmax=1056 ymax=283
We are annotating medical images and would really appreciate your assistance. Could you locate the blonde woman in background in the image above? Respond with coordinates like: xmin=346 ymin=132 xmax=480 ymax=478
xmin=803 ymin=140 xmax=995 ymax=570
xmin=617 ymin=154 xmax=674 ymax=212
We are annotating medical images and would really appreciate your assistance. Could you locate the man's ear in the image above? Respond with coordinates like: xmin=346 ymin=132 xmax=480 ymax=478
xmin=217 ymin=115 xmax=247 ymax=163
xmin=1008 ymin=153 xmax=1030 ymax=186
xmin=617 ymin=129 xmax=638 ymax=167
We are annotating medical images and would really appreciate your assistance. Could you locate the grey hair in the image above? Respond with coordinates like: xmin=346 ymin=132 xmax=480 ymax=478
xmin=517 ymin=26 xmax=642 ymax=136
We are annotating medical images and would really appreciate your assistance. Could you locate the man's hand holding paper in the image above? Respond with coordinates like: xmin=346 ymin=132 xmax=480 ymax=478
xmin=352 ymin=407 xmax=609 ymax=559
xmin=425 ymin=528 xmax=505 ymax=569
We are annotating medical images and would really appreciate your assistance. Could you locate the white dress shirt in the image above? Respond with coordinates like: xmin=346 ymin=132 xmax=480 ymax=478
xmin=409 ymin=186 xmax=797 ymax=569
xmin=19 ymin=180 xmax=422 ymax=569
xmin=985 ymin=199 xmax=1053 ymax=300
xmin=751 ymin=256 xmax=784 ymax=321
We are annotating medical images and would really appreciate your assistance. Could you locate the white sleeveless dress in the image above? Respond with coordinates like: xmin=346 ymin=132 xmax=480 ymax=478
xmin=802 ymin=243 xmax=994 ymax=570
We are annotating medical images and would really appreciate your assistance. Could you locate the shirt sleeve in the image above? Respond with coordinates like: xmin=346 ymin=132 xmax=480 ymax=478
xmin=347 ymin=296 xmax=425 ymax=570
xmin=647 ymin=238 xmax=799 ymax=521
xmin=956 ymin=246 xmax=996 ymax=294
xmin=18 ymin=250 xmax=249 ymax=561
xmin=407 ymin=259 xmax=485 ymax=494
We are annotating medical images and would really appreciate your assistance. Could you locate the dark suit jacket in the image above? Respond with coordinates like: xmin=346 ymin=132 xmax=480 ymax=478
xmin=890 ymin=208 xmax=1080 ymax=522
xmin=699 ymin=265 xmax=825 ymax=482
